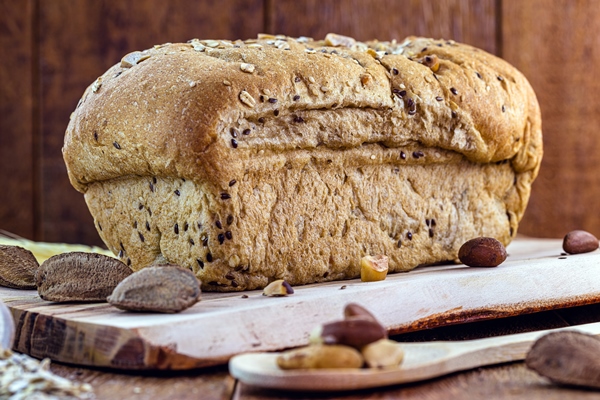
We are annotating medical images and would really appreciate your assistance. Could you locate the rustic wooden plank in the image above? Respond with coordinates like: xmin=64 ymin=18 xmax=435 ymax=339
xmin=502 ymin=0 xmax=600 ymax=239
xmin=269 ymin=0 xmax=498 ymax=54
xmin=0 ymin=0 xmax=35 ymax=239
xmin=37 ymin=0 xmax=264 ymax=245
xmin=3 ymin=238 xmax=600 ymax=370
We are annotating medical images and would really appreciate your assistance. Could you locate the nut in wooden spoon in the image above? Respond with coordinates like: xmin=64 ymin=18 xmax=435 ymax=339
xmin=526 ymin=331 xmax=600 ymax=389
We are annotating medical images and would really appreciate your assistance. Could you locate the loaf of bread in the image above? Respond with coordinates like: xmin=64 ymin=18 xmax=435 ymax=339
xmin=63 ymin=34 xmax=542 ymax=291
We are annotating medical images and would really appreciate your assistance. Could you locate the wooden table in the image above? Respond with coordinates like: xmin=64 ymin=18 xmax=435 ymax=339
xmin=47 ymin=302 xmax=600 ymax=399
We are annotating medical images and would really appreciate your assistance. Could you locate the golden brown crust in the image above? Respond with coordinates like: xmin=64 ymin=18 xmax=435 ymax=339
xmin=62 ymin=34 xmax=542 ymax=291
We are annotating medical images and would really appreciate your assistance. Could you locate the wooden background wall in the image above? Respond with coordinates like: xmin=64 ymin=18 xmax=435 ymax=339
xmin=1 ymin=0 xmax=599 ymax=246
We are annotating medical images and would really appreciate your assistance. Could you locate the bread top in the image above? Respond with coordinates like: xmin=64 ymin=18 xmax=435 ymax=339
xmin=63 ymin=34 xmax=542 ymax=193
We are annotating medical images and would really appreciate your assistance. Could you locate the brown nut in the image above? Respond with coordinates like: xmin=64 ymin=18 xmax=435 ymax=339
xmin=263 ymin=279 xmax=294 ymax=296
xmin=562 ymin=230 xmax=599 ymax=254
xmin=37 ymin=252 xmax=132 ymax=302
xmin=360 ymin=255 xmax=389 ymax=282
xmin=0 ymin=245 xmax=39 ymax=289
xmin=526 ymin=331 xmax=600 ymax=389
xmin=344 ymin=303 xmax=379 ymax=323
xmin=362 ymin=339 xmax=405 ymax=369
xmin=458 ymin=237 xmax=507 ymax=267
xmin=311 ymin=318 xmax=387 ymax=349
xmin=276 ymin=344 xmax=363 ymax=370
xmin=108 ymin=265 xmax=201 ymax=313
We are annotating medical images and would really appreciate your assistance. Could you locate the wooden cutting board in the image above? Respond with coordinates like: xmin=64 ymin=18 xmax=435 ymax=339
xmin=1 ymin=237 xmax=600 ymax=370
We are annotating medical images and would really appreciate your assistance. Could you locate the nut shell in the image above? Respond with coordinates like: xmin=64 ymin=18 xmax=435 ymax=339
xmin=562 ymin=230 xmax=599 ymax=254
xmin=0 ymin=245 xmax=39 ymax=289
xmin=458 ymin=237 xmax=507 ymax=267
xmin=37 ymin=252 xmax=131 ymax=302
xmin=108 ymin=264 xmax=201 ymax=313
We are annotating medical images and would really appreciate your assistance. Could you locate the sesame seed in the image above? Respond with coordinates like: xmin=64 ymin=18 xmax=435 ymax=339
xmin=231 ymin=280 xmax=239 ymax=288
xmin=113 ymin=142 xmax=121 ymax=149
xmin=429 ymin=228 xmax=434 ymax=237
xmin=421 ymin=47 xmax=428 ymax=52
xmin=146 ymin=221 xmax=150 ymax=231
xmin=174 ymin=223 xmax=179 ymax=234
xmin=207 ymin=253 xmax=213 ymax=262
xmin=197 ymin=259 xmax=204 ymax=269
xmin=230 ymin=128 xmax=239 ymax=138
xmin=412 ymin=151 xmax=424 ymax=158
xmin=451 ymin=110 xmax=458 ymax=118
xmin=229 ymin=179 xmax=237 ymax=186
xmin=400 ymin=151 xmax=406 ymax=159
xmin=406 ymin=98 xmax=414 ymax=108
xmin=399 ymin=90 xmax=407 ymax=97
xmin=497 ymin=76 xmax=504 ymax=81
xmin=450 ymin=87 xmax=458 ymax=95
xmin=93 ymin=131 xmax=98 ymax=141
xmin=502 ymin=105 xmax=506 ymax=112
xmin=184 ymin=222 xmax=188 ymax=231
xmin=218 ymin=233 xmax=225 ymax=244
xmin=203 ymin=237 xmax=209 ymax=246
xmin=98 ymin=222 xmax=102 ymax=231
xmin=392 ymin=68 xmax=399 ymax=75
xmin=138 ymin=204 xmax=144 ymax=210
xmin=242 ymin=128 xmax=251 ymax=135
xmin=268 ymin=98 xmax=277 ymax=103
xmin=174 ymin=189 xmax=180 ymax=196
xmin=133 ymin=221 xmax=137 ymax=229
xmin=138 ymin=232 xmax=145 ymax=242
xmin=189 ymin=238 xmax=195 ymax=245
xmin=407 ymin=232 xmax=413 ymax=240
xmin=225 ymin=231 xmax=232 ymax=240
xmin=436 ymin=96 xmax=443 ymax=101
xmin=259 ymin=95 xmax=266 ymax=103
xmin=426 ymin=219 xmax=430 ymax=226
xmin=476 ymin=72 xmax=482 ymax=79
xmin=231 ymin=139 xmax=238 ymax=148
xmin=118 ymin=250 xmax=123 ymax=258
xmin=293 ymin=115 xmax=304 ymax=123
xmin=153 ymin=177 xmax=157 ymax=184
xmin=431 ymin=219 xmax=436 ymax=226
xmin=397 ymin=240 xmax=401 ymax=248
xmin=226 ymin=272 xmax=235 ymax=280
xmin=127 ymin=258 xmax=131 ymax=266
xmin=221 ymin=193 xmax=231 ymax=200
xmin=293 ymin=94 xmax=300 ymax=101
xmin=227 ymin=215 xmax=234 ymax=225
xmin=294 ymin=76 xmax=301 ymax=82
xmin=308 ymin=76 xmax=316 ymax=83
xmin=216 ymin=220 xmax=222 ymax=229
xmin=258 ymin=117 xmax=265 ymax=123
xmin=274 ymin=109 xmax=279 ymax=116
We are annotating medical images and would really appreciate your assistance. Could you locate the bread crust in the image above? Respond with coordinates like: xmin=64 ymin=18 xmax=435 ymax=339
xmin=63 ymin=35 xmax=542 ymax=291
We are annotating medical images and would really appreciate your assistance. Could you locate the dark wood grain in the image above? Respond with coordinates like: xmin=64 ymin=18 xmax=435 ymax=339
xmin=268 ymin=0 xmax=498 ymax=54
xmin=37 ymin=0 xmax=264 ymax=245
xmin=502 ymin=0 xmax=600 ymax=238
xmin=49 ymin=364 xmax=235 ymax=400
xmin=0 ymin=0 xmax=35 ymax=239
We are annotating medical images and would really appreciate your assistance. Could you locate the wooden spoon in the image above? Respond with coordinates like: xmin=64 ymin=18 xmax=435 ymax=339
xmin=229 ymin=321 xmax=600 ymax=391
